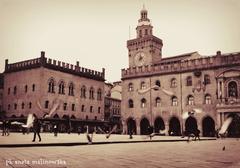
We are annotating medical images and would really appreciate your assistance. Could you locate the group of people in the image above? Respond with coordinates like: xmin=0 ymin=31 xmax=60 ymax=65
xmin=1 ymin=120 xmax=11 ymax=136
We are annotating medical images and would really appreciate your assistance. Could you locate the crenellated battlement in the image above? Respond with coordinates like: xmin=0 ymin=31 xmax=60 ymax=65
xmin=5 ymin=51 xmax=105 ymax=81
xmin=122 ymin=51 xmax=240 ymax=79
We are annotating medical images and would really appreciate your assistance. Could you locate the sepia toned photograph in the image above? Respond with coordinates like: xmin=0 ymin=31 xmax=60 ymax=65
xmin=0 ymin=0 xmax=240 ymax=167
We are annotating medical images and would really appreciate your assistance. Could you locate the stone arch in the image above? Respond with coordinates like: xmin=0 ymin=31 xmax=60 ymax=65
xmin=202 ymin=116 xmax=215 ymax=137
xmin=227 ymin=113 xmax=240 ymax=137
xmin=127 ymin=117 xmax=136 ymax=135
xmin=154 ymin=116 xmax=165 ymax=133
xmin=53 ymin=114 xmax=59 ymax=118
xmin=169 ymin=116 xmax=181 ymax=136
xmin=185 ymin=116 xmax=198 ymax=133
xmin=140 ymin=117 xmax=150 ymax=135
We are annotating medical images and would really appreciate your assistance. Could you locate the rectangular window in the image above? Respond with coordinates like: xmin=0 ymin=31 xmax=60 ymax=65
xmin=8 ymin=88 xmax=10 ymax=95
xmin=32 ymin=84 xmax=35 ymax=91
xmin=29 ymin=102 xmax=32 ymax=109
xmin=72 ymin=104 xmax=75 ymax=111
xmin=98 ymin=107 xmax=101 ymax=113
xmin=45 ymin=101 xmax=49 ymax=109
xmin=63 ymin=103 xmax=67 ymax=111
xmin=90 ymin=106 xmax=93 ymax=113
xmin=81 ymin=105 xmax=85 ymax=112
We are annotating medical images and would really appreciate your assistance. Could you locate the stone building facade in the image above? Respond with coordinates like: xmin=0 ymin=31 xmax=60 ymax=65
xmin=2 ymin=51 xmax=105 ymax=132
xmin=121 ymin=7 xmax=240 ymax=137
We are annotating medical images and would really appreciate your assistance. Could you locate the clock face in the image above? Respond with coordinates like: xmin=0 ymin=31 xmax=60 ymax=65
xmin=134 ymin=52 xmax=146 ymax=66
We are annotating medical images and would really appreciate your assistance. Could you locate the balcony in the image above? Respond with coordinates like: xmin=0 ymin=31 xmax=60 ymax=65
xmin=216 ymin=97 xmax=240 ymax=113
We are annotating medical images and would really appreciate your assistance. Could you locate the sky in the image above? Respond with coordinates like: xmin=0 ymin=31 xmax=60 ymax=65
xmin=0 ymin=0 xmax=240 ymax=82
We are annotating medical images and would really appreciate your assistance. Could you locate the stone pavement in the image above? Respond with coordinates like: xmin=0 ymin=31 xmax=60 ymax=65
xmin=0 ymin=134 xmax=239 ymax=168
xmin=0 ymin=133 xmax=215 ymax=147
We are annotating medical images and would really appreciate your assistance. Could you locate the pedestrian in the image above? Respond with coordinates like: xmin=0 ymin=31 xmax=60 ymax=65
xmin=148 ymin=125 xmax=154 ymax=140
xmin=77 ymin=126 xmax=81 ymax=135
xmin=1 ymin=120 xmax=6 ymax=136
xmin=5 ymin=120 xmax=10 ymax=136
xmin=53 ymin=124 xmax=58 ymax=137
xmin=32 ymin=114 xmax=41 ymax=142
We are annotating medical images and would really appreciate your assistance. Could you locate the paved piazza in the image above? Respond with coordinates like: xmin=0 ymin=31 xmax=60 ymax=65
xmin=0 ymin=134 xmax=239 ymax=168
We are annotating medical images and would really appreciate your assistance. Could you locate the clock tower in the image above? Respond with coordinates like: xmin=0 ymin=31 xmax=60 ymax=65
xmin=127 ymin=6 xmax=163 ymax=67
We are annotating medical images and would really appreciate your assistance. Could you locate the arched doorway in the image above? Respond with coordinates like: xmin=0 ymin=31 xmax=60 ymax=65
xmin=154 ymin=117 xmax=165 ymax=133
xmin=202 ymin=116 xmax=215 ymax=137
xmin=140 ymin=118 xmax=150 ymax=135
xmin=185 ymin=116 xmax=198 ymax=133
xmin=169 ymin=117 xmax=181 ymax=136
xmin=227 ymin=113 xmax=240 ymax=137
xmin=127 ymin=118 xmax=136 ymax=135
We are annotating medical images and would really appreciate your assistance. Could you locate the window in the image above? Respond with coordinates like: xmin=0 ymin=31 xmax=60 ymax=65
xmin=45 ymin=101 xmax=49 ymax=108
xmin=172 ymin=96 xmax=178 ymax=106
xmin=139 ymin=30 xmax=142 ymax=37
xmin=21 ymin=103 xmax=25 ymax=109
xmin=58 ymin=81 xmax=65 ymax=94
xmin=228 ymin=81 xmax=238 ymax=98
xmin=72 ymin=104 xmax=75 ymax=111
xmin=29 ymin=102 xmax=32 ymax=109
xmin=81 ymin=105 xmax=85 ymax=112
xmin=140 ymin=81 xmax=146 ymax=90
xmin=68 ymin=82 xmax=74 ymax=96
xmin=155 ymin=80 xmax=161 ymax=87
xmin=145 ymin=29 xmax=148 ymax=35
xmin=89 ymin=87 xmax=94 ymax=99
xmin=63 ymin=103 xmax=67 ymax=111
xmin=8 ymin=104 xmax=10 ymax=110
xmin=128 ymin=83 xmax=134 ymax=91
xmin=141 ymin=98 xmax=146 ymax=108
xmin=48 ymin=78 xmax=55 ymax=93
xmin=97 ymin=89 xmax=102 ymax=100
xmin=94 ymin=116 xmax=97 ymax=120
xmin=171 ymin=78 xmax=177 ymax=88
xmin=186 ymin=76 xmax=192 ymax=86
xmin=25 ymin=85 xmax=28 ymax=93
xmin=155 ymin=97 xmax=161 ymax=107
xmin=81 ymin=85 xmax=87 ymax=98
xmin=187 ymin=95 xmax=194 ymax=105
xmin=14 ymin=103 xmax=17 ymax=110
xmin=205 ymin=94 xmax=211 ymax=104
xmin=128 ymin=99 xmax=134 ymax=108
xmin=14 ymin=86 xmax=17 ymax=95
xmin=8 ymin=88 xmax=10 ymax=95
xmin=32 ymin=84 xmax=35 ymax=91
xmin=204 ymin=74 xmax=211 ymax=85
xmin=90 ymin=106 xmax=93 ymax=113
xmin=98 ymin=107 xmax=101 ymax=113
xmin=86 ymin=115 xmax=89 ymax=120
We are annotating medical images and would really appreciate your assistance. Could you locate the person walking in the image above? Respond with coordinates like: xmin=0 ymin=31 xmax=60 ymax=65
xmin=1 ymin=120 xmax=6 ymax=136
xmin=32 ymin=114 xmax=41 ymax=142
xmin=53 ymin=124 xmax=58 ymax=137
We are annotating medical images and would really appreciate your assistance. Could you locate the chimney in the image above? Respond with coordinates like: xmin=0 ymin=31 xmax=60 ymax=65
xmin=5 ymin=59 xmax=8 ymax=70
xmin=76 ymin=61 xmax=79 ymax=67
xmin=41 ymin=51 xmax=45 ymax=58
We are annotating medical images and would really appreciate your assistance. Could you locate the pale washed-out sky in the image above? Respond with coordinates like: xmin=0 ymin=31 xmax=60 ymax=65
xmin=0 ymin=0 xmax=240 ymax=82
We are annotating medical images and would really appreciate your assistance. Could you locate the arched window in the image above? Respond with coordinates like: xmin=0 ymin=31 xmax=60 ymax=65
xmin=187 ymin=95 xmax=194 ymax=105
xmin=171 ymin=78 xmax=177 ymax=88
xmin=29 ymin=102 xmax=32 ymax=109
xmin=48 ymin=78 xmax=55 ymax=93
xmin=205 ymin=94 xmax=211 ymax=104
xmin=81 ymin=85 xmax=86 ymax=98
xmin=155 ymin=97 xmax=161 ymax=107
xmin=228 ymin=81 xmax=238 ymax=98
xmin=68 ymin=82 xmax=74 ymax=96
xmin=90 ymin=106 xmax=93 ymax=112
xmin=98 ymin=107 xmax=101 ymax=113
xmin=45 ymin=100 xmax=49 ymax=108
xmin=204 ymin=74 xmax=211 ymax=85
xmin=141 ymin=98 xmax=146 ymax=108
xmin=172 ymin=96 xmax=178 ymax=106
xmin=128 ymin=83 xmax=134 ymax=91
xmin=89 ymin=87 xmax=94 ymax=99
xmin=140 ymin=81 xmax=146 ymax=90
xmin=155 ymin=80 xmax=161 ymax=87
xmin=128 ymin=99 xmax=134 ymax=108
xmin=97 ymin=88 xmax=102 ymax=100
xmin=186 ymin=76 xmax=192 ymax=86
xmin=58 ymin=81 xmax=65 ymax=94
